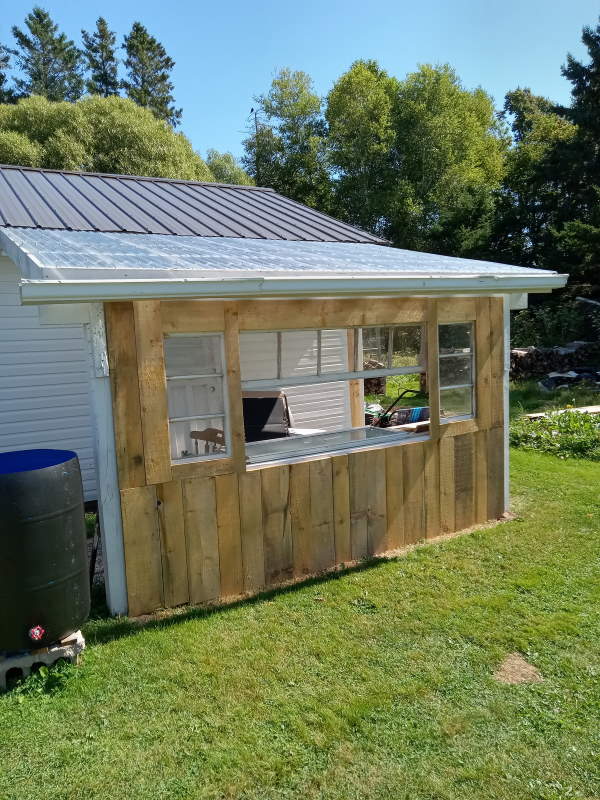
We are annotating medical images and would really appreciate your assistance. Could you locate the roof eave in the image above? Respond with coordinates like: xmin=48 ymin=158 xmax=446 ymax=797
xmin=18 ymin=273 xmax=568 ymax=304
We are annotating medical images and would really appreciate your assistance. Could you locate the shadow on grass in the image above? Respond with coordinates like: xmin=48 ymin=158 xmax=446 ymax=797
xmin=83 ymin=555 xmax=398 ymax=648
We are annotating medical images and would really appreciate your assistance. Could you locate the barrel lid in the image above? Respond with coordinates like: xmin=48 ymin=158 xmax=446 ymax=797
xmin=0 ymin=449 xmax=78 ymax=475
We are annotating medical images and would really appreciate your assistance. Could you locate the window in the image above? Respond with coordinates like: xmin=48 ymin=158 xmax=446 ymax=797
xmin=438 ymin=323 xmax=474 ymax=420
xmin=239 ymin=326 xmax=429 ymax=466
xmin=164 ymin=334 xmax=229 ymax=462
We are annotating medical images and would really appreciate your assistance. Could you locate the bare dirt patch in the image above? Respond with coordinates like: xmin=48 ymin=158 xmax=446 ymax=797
xmin=494 ymin=652 xmax=543 ymax=684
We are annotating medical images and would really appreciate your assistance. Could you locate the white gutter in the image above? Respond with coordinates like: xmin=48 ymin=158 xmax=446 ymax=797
xmin=19 ymin=273 xmax=567 ymax=304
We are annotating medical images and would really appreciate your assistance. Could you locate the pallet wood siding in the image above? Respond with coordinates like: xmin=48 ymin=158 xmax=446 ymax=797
xmin=105 ymin=296 xmax=506 ymax=616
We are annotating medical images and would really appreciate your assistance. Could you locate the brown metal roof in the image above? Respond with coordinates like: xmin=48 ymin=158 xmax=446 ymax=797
xmin=0 ymin=164 xmax=386 ymax=244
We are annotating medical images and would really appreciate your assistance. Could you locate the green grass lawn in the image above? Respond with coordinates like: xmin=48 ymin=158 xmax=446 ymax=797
xmin=1 ymin=448 xmax=600 ymax=799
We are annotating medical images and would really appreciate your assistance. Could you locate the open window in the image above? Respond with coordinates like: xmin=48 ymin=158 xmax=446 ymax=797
xmin=239 ymin=326 xmax=429 ymax=466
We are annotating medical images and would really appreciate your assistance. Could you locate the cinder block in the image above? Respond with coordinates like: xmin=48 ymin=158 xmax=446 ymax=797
xmin=0 ymin=630 xmax=85 ymax=691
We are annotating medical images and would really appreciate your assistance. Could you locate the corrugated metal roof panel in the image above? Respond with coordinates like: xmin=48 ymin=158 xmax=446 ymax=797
xmin=0 ymin=164 xmax=386 ymax=244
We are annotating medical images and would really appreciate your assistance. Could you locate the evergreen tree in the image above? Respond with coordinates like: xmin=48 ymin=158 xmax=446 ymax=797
xmin=81 ymin=17 xmax=119 ymax=97
xmin=121 ymin=22 xmax=181 ymax=126
xmin=10 ymin=7 xmax=84 ymax=101
xmin=0 ymin=45 xmax=17 ymax=103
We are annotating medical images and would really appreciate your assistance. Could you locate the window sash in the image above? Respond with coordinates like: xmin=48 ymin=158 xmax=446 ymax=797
xmin=241 ymin=364 xmax=424 ymax=391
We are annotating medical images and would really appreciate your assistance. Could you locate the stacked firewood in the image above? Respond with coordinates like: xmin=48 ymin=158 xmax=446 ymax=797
xmin=510 ymin=341 xmax=600 ymax=380
xmin=363 ymin=359 xmax=387 ymax=394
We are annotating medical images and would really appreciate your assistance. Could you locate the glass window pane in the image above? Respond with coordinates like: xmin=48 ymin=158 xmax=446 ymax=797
xmin=440 ymin=387 xmax=473 ymax=418
xmin=391 ymin=325 xmax=422 ymax=368
xmin=164 ymin=335 xmax=222 ymax=376
xmin=362 ymin=326 xmax=390 ymax=368
xmin=439 ymin=323 xmax=472 ymax=354
xmin=167 ymin=377 xmax=224 ymax=419
xmin=170 ymin=417 xmax=226 ymax=461
xmin=320 ymin=329 xmax=348 ymax=373
xmin=439 ymin=355 xmax=472 ymax=388
xmin=281 ymin=330 xmax=318 ymax=377
xmin=239 ymin=331 xmax=278 ymax=381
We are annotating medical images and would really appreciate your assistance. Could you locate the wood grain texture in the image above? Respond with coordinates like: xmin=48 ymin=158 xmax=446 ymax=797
xmin=290 ymin=461 xmax=311 ymax=577
xmin=156 ymin=480 xmax=189 ymax=607
xmin=424 ymin=440 xmax=441 ymax=538
xmin=385 ymin=446 xmax=404 ymax=549
xmin=104 ymin=302 xmax=145 ymax=489
xmin=309 ymin=459 xmax=336 ymax=572
xmin=403 ymin=443 xmax=426 ymax=543
xmin=438 ymin=298 xmax=477 ymax=322
xmin=366 ymin=449 xmax=387 ymax=554
xmin=475 ymin=298 xmax=492 ymax=430
xmin=332 ymin=455 xmax=351 ymax=563
xmin=349 ymin=450 xmax=369 ymax=560
xmin=223 ymin=304 xmax=246 ymax=471
xmin=439 ymin=436 xmax=455 ymax=534
xmin=215 ymin=473 xmax=243 ymax=597
xmin=161 ymin=300 xmax=225 ymax=333
xmin=487 ymin=426 xmax=505 ymax=520
xmin=133 ymin=300 xmax=171 ymax=486
xmin=120 ymin=485 xmax=163 ymax=616
xmin=426 ymin=299 xmax=440 ymax=441
xmin=238 ymin=471 xmax=265 ymax=593
xmin=474 ymin=429 xmax=489 ymax=524
xmin=261 ymin=465 xmax=293 ymax=584
xmin=182 ymin=476 xmax=220 ymax=603
xmin=454 ymin=433 xmax=475 ymax=531
xmin=489 ymin=297 xmax=505 ymax=429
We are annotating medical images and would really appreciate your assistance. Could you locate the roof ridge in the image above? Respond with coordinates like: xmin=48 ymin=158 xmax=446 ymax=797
xmin=0 ymin=163 xmax=273 ymax=191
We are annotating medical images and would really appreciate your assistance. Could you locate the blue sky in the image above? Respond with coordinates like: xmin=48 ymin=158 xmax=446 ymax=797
xmin=2 ymin=0 xmax=599 ymax=160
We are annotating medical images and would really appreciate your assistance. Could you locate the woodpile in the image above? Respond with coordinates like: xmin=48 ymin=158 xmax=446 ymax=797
xmin=363 ymin=359 xmax=386 ymax=394
xmin=510 ymin=341 xmax=600 ymax=380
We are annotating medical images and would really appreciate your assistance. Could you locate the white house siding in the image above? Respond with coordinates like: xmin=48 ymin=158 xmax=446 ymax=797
xmin=240 ymin=329 xmax=350 ymax=432
xmin=0 ymin=257 xmax=96 ymax=499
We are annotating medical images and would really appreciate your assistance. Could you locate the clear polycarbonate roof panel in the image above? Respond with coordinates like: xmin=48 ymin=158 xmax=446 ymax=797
xmin=0 ymin=227 xmax=559 ymax=283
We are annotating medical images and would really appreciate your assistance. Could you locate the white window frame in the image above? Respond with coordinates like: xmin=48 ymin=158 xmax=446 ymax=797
xmin=438 ymin=322 xmax=476 ymax=423
xmin=165 ymin=332 xmax=231 ymax=464
xmin=241 ymin=325 xmax=425 ymax=391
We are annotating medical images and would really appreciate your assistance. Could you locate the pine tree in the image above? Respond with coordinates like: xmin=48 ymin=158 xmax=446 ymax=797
xmin=10 ymin=7 xmax=84 ymax=101
xmin=0 ymin=45 xmax=17 ymax=103
xmin=121 ymin=22 xmax=181 ymax=126
xmin=81 ymin=17 xmax=119 ymax=97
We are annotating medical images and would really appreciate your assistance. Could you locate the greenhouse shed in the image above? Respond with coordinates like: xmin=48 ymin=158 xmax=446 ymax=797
xmin=0 ymin=165 xmax=567 ymax=616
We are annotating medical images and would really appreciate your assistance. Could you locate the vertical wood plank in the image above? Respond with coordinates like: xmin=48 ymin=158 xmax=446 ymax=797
xmin=223 ymin=304 xmax=246 ymax=471
xmin=475 ymin=429 xmax=489 ymax=524
xmin=439 ymin=436 xmax=455 ymax=534
xmin=332 ymin=455 xmax=351 ymax=563
xmin=104 ymin=302 xmax=145 ymax=489
xmin=215 ymin=473 xmax=243 ymax=597
xmin=182 ymin=476 xmax=220 ymax=603
xmin=156 ymin=480 xmax=189 ymax=607
xmin=475 ymin=298 xmax=492 ymax=430
xmin=261 ymin=465 xmax=293 ymax=584
xmin=349 ymin=450 xmax=369 ymax=560
xmin=403 ymin=443 xmax=426 ymax=543
xmin=489 ymin=297 xmax=505 ymax=429
xmin=133 ymin=300 xmax=171 ymax=486
xmin=487 ymin=426 xmax=505 ymax=520
xmin=454 ymin=433 xmax=475 ymax=531
xmin=290 ymin=461 xmax=312 ymax=577
xmin=385 ymin=446 xmax=405 ymax=549
xmin=426 ymin=299 xmax=440 ymax=440
xmin=309 ymin=459 xmax=336 ymax=572
xmin=424 ymin=439 xmax=441 ymax=538
xmin=366 ymin=449 xmax=388 ymax=555
xmin=238 ymin=471 xmax=265 ymax=593
xmin=346 ymin=329 xmax=364 ymax=427
xmin=120 ymin=485 xmax=163 ymax=615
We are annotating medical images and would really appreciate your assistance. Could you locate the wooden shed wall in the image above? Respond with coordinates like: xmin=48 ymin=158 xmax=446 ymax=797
xmin=105 ymin=296 xmax=505 ymax=617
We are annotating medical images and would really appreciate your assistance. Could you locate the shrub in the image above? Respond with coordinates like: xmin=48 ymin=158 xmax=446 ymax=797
xmin=510 ymin=409 xmax=600 ymax=460
xmin=511 ymin=300 xmax=591 ymax=347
